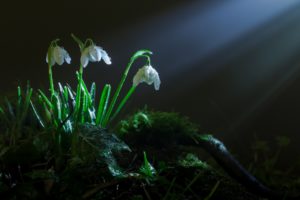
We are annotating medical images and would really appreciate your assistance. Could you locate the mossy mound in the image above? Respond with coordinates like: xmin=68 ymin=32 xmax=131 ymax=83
xmin=1 ymin=108 xmax=298 ymax=199
xmin=116 ymin=110 xmax=199 ymax=148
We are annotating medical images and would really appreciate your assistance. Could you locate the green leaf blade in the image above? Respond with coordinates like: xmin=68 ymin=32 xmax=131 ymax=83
xmin=96 ymin=84 xmax=111 ymax=126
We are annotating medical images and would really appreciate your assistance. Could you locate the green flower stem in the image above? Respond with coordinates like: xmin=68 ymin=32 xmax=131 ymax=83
xmin=102 ymin=59 xmax=135 ymax=127
xmin=71 ymin=33 xmax=84 ymax=50
xmin=48 ymin=64 xmax=55 ymax=96
xmin=79 ymin=64 xmax=83 ymax=79
xmin=110 ymin=86 xmax=136 ymax=122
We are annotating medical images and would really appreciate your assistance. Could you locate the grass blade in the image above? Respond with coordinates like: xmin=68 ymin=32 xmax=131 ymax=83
xmin=75 ymin=79 xmax=82 ymax=122
xmin=63 ymin=86 xmax=69 ymax=104
xmin=0 ymin=106 xmax=9 ymax=125
xmin=77 ymin=72 xmax=92 ymax=106
xmin=110 ymin=86 xmax=136 ymax=122
xmin=38 ymin=89 xmax=52 ymax=109
xmin=66 ymin=84 xmax=76 ymax=107
xmin=90 ymin=82 xmax=96 ymax=106
xmin=52 ymin=93 xmax=62 ymax=124
xmin=58 ymin=83 xmax=70 ymax=121
xmin=30 ymin=100 xmax=45 ymax=128
xmin=88 ymin=108 xmax=96 ymax=123
xmin=16 ymin=86 xmax=22 ymax=119
xmin=204 ymin=180 xmax=221 ymax=200
xmin=20 ymin=87 xmax=33 ymax=123
xmin=5 ymin=98 xmax=15 ymax=120
xmin=39 ymin=95 xmax=53 ymax=123
xmin=96 ymin=84 xmax=111 ymax=126
xmin=163 ymin=177 xmax=177 ymax=200
xmin=183 ymin=171 xmax=203 ymax=193
xmin=81 ymin=92 xmax=88 ymax=123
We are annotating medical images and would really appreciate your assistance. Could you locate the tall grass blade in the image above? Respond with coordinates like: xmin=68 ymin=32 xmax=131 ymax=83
xmin=16 ymin=86 xmax=22 ymax=119
xmin=163 ymin=177 xmax=177 ymax=200
xmin=96 ymin=84 xmax=111 ymax=126
xmin=81 ymin=92 xmax=88 ymax=123
xmin=183 ymin=171 xmax=203 ymax=193
xmin=204 ymin=181 xmax=220 ymax=200
xmin=5 ymin=98 xmax=15 ymax=120
xmin=0 ymin=106 xmax=9 ymax=125
xmin=66 ymin=84 xmax=76 ymax=107
xmin=77 ymin=72 xmax=92 ymax=106
xmin=38 ymin=89 xmax=52 ymax=109
xmin=110 ymin=86 xmax=136 ymax=122
xmin=63 ymin=86 xmax=69 ymax=104
xmin=75 ymin=79 xmax=82 ymax=122
xmin=88 ymin=108 xmax=96 ymax=123
xmin=52 ymin=93 xmax=62 ymax=124
xmin=90 ymin=82 xmax=96 ymax=106
xmin=20 ymin=87 xmax=33 ymax=123
xmin=58 ymin=83 xmax=70 ymax=122
xmin=38 ymin=95 xmax=53 ymax=125
xmin=30 ymin=100 xmax=45 ymax=128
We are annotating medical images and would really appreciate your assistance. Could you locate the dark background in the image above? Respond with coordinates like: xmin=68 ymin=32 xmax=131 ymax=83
xmin=1 ymin=0 xmax=300 ymax=167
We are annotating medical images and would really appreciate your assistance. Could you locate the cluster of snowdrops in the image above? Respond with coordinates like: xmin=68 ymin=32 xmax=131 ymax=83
xmin=42 ymin=34 xmax=161 ymax=132
xmin=0 ymin=33 xmax=161 ymax=150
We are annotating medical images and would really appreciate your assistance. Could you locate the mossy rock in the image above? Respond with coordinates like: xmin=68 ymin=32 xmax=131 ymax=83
xmin=116 ymin=110 xmax=199 ymax=148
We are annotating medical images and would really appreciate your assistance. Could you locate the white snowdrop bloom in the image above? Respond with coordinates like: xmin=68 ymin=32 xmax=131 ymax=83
xmin=80 ymin=45 xmax=111 ymax=68
xmin=46 ymin=46 xmax=71 ymax=66
xmin=133 ymin=65 xmax=161 ymax=91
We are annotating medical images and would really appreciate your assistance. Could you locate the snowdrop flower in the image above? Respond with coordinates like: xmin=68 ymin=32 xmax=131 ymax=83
xmin=133 ymin=65 xmax=161 ymax=90
xmin=46 ymin=46 xmax=71 ymax=66
xmin=80 ymin=45 xmax=111 ymax=68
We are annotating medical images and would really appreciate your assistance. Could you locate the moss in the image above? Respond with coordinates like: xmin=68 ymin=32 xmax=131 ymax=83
xmin=178 ymin=153 xmax=210 ymax=169
xmin=115 ymin=109 xmax=199 ymax=148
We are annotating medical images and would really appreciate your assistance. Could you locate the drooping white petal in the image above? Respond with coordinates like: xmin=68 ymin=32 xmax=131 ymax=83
xmin=53 ymin=46 xmax=65 ymax=65
xmin=46 ymin=47 xmax=55 ymax=66
xmin=144 ymin=66 xmax=153 ymax=85
xmin=100 ymin=49 xmax=112 ymax=65
xmin=88 ymin=45 xmax=102 ymax=62
xmin=46 ymin=45 xmax=71 ymax=66
xmin=80 ymin=48 xmax=90 ymax=68
xmin=80 ymin=44 xmax=112 ymax=67
xmin=132 ymin=65 xmax=160 ymax=90
xmin=63 ymin=48 xmax=71 ymax=64
xmin=133 ymin=67 xmax=145 ymax=87
xmin=153 ymin=73 xmax=161 ymax=91
xmin=81 ymin=56 xmax=89 ymax=68
xmin=46 ymin=53 xmax=55 ymax=66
